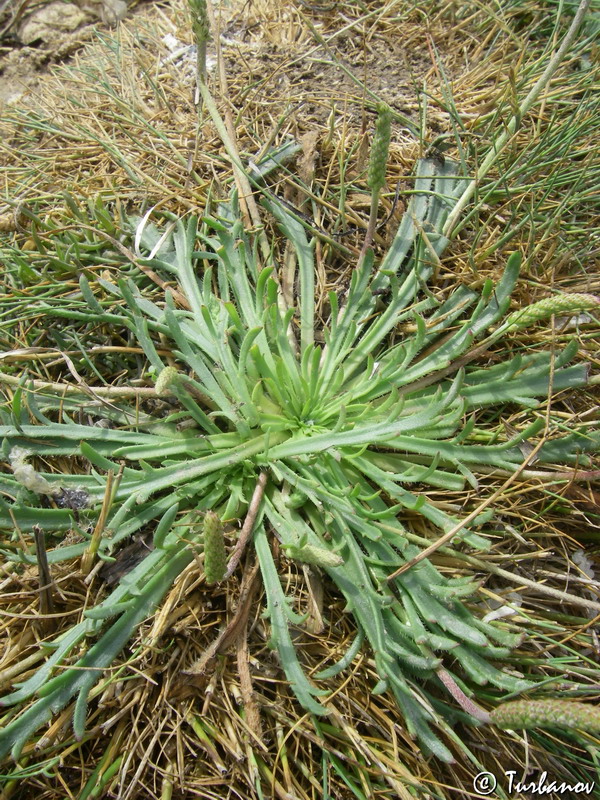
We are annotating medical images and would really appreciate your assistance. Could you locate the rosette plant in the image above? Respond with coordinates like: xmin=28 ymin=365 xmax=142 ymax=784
xmin=1 ymin=146 xmax=598 ymax=765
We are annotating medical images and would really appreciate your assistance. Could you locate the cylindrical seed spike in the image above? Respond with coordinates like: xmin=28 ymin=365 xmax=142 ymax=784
xmin=491 ymin=699 xmax=600 ymax=733
xmin=505 ymin=293 xmax=599 ymax=331
xmin=203 ymin=511 xmax=227 ymax=584
xmin=154 ymin=366 xmax=179 ymax=396
xmin=367 ymin=103 xmax=393 ymax=194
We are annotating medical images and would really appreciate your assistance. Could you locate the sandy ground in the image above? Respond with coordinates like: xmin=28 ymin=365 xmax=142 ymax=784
xmin=1 ymin=0 xmax=134 ymax=106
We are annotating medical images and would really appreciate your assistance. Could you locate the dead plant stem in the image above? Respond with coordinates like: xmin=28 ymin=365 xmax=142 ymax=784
xmin=225 ymin=472 xmax=268 ymax=579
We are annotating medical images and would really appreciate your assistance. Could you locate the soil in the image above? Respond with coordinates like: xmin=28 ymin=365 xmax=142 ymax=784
xmin=0 ymin=0 xmax=461 ymax=131
xmin=0 ymin=0 xmax=128 ymax=106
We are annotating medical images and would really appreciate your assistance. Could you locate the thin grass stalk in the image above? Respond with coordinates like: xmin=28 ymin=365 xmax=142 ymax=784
xmin=443 ymin=0 xmax=592 ymax=237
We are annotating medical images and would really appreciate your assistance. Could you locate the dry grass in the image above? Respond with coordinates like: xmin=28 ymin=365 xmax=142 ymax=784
xmin=1 ymin=0 xmax=599 ymax=797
